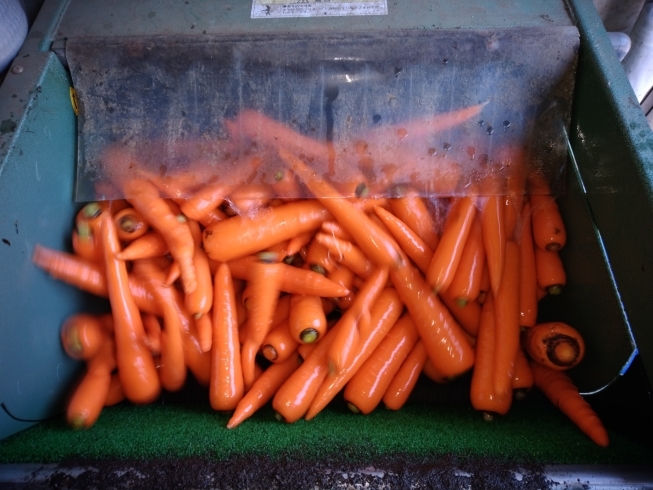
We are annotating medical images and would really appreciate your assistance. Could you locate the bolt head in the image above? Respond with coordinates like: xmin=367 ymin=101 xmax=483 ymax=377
xmin=11 ymin=65 xmax=24 ymax=74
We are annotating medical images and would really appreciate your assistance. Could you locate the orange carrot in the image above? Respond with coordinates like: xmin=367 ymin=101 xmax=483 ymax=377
xmin=195 ymin=313 xmax=213 ymax=353
xmin=197 ymin=207 xmax=228 ymax=228
xmin=446 ymin=214 xmax=485 ymax=306
xmin=477 ymin=265 xmax=490 ymax=304
xmin=115 ymin=231 xmax=168 ymax=261
xmin=531 ymin=361 xmax=609 ymax=446
xmin=164 ymin=261 xmax=181 ymax=287
xmin=388 ymin=188 xmax=440 ymax=251
xmin=524 ymin=322 xmax=586 ymax=371
xmin=382 ymin=339 xmax=428 ymax=411
xmin=481 ymin=195 xmax=506 ymax=298
xmin=422 ymin=357 xmax=449 ymax=384
xmin=344 ymin=314 xmax=419 ymax=414
xmin=314 ymin=233 xmax=372 ymax=279
xmin=104 ymin=373 xmax=125 ymax=407
xmin=210 ymin=263 xmax=244 ymax=411
xmin=321 ymin=221 xmax=353 ymax=241
xmin=72 ymin=222 xmax=102 ymax=262
xmin=427 ymin=197 xmax=477 ymax=294
xmin=303 ymin=239 xmax=337 ymax=275
xmin=114 ymin=207 xmax=149 ymax=243
xmin=286 ymin=231 xmax=314 ymax=257
xmin=288 ymin=294 xmax=327 ymax=344
xmin=470 ymin=295 xmax=511 ymax=418
xmin=327 ymin=265 xmax=356 ymax=311
xmin=373 ymin=205 xmax=433 ymax=274
xmin=227 ymin=353 xmax=302 ymax=429
xmin=518 ymin=201 xmax=538 ymax=327
xmin=185 ymin=220 xmax=214 ymax=318
xmin=261 ymin=320 xmax=298 ymax=364
xmin=141 ymin=313 xmax=162 ymax=355
xmin=535 ymin=247 xmax=566 ymax=295
xmin=228 ymin=183 xmax=274 ymax=216
xmin=512 ymin=347 xmax=534 ymax=399
xmin=390 ymin=260 xmax=475 ymax=378
xmin=123 ymin=178 xmax=196 ymax=294
xmin=305 ymin=288 xmax=403 ymax=420
xmin=100 ymin=212 xmax=161 ymax=404
xmin=279 ymin=149 xmax=402 ymax=269
xmin=203 ymin=200 xmax=331 ymax=262
xmin=439 ymin=290 xmax=481 ymax=338
xmin=530 ymin=192 xmax=567 ymax=252
xmin=60 ymin=313 xmax=106 ymax=361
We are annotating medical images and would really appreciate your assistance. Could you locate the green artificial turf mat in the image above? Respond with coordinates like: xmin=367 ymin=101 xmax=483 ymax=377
xmin=0 ymin=394 xmax=650 ymax=465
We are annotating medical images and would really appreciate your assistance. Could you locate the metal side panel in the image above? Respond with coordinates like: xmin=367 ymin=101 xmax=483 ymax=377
xmin=567 ymin=0 xmax=653 ymax=389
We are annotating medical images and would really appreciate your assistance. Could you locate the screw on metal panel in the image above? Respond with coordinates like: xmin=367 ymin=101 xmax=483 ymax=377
xmin=11 ymin=65 xmax=24 ymax=74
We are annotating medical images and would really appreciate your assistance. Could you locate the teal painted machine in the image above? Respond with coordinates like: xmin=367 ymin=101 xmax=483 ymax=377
xmin=0 ymin=0 xmax=652 ymax=454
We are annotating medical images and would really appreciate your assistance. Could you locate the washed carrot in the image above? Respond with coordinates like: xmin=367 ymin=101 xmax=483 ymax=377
xmin=524 ymin=322 xmax=586 ymax=371
xmin=279 ymin=149 xmax=402 ymax=269
xmin=123 ymin=178 xmax=196 ymax=294
xmin=286 ymin=231 xmax=314 ymax=257
xmin=373 ymin=205 xmax=433 ymax=274
xmin=327 ymin=266 xmax=389 ymax=374
xmin=61 ymin=313 xmax=106 ymax=361
xmin=132 ymin=259 xmax=187 ymax=392
xmin=227 ymin=255 xmax=349 ymax=297
xmin=196 ymin=313 xmax=213 ymax=353
xmin=101 ymin=212 xmax=161 ymax=404
xmin=326 ymin=265 xmax=356 ymax=311
xmin=315 ymin=233 xmax=372 ymax=279
xmin=288 ymin=294 xmax=327 ymax=344
xmin=344 ymin=314 xmax=419 ymax=415
xmin=422 ymin=357 xmax=449 ymax=384
xmin=503 ymin=195 xmax=521 ymax=240
xmin=241 ymin=253 xmax=284 ymax=391
xmin=481 ymin=195 xmax=506 ymax=298
xmin=305 ymin=288 xmax=403 ymax=420
xmin=493 ymin=241 xmax=521 ymax=401
xmin=66 ymin=338 xmax=115 ymax=429
xmin=470 ymin=295 xmax=511 ymax=418
xmin=227 ymin=352 xmax=302 ymax=429
xmin=185 ymin=220 xmax=214 ymax=318
xmin=440 ymin=290 xmax=481 ymax=338
xmin=228 ymin=183 xmax=274 ymax=216
xmin=72 ymin=223 xmax=102 ymax=262
xmin=75 ymin=201 xmax=110 ymax=238
xmin=383 ymin=339 xmax=429 ymax=411
xmin=203 ymin=200 xmax=331 ymax=263
xmin=390 ymin=260 xmax=475 ymax=378
xmin=427 ymin=197 xmax=477 ymax=294
xmin=114 ymin=207 xmax=149 ymax=243
xmin=519 ymin=201 xmax=538 ymax=327
xmin=531 ymin=361 xmax=609 ymax=446
xmin=535 ymin=246 xmax=566 ymax=295
xmin=388 ymin=188 xmax=440 ymax=251
xmin=104 ymin=372 xmax=125 ymax=407
xmin=512 ymin=347 xmax=534 ymax=400
xmin=321 ymin=221 xmax=352 ymax=241
xmin=303 ymin=239 xmax=336 ymax=274
xmin=32 ymin=244 xmax=161 ymax=315
xmin=164 ymin=260 xmax=181 ymax=287
xmin=210 ymin=263 xmax=244 ymax=411
xmin=261 ymin=319 xmax=299 ymax=363
xmin=141 ymin=313 xmax=162 ymax=356
xmin=115 ymin=231 xmax=168 ymax=261
xmin=530 ymin=176 xmax=567 ymax=251
xmin=477 ymin=265 xmax=490 ymax=304
xmin=446 ymin=214 xmax=485 ymax=306
xmin=197 ymin=207 xmax=228 ymax=228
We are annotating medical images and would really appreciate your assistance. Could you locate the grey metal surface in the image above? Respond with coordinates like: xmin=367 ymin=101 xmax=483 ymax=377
xmin=54 ymin=0 xmax=573 ymax=40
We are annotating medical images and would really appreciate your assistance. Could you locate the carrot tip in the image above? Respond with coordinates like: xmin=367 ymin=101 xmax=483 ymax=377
xmin=300 ymin=328 xmax=319 ymax=344
xmin=482 ymin=412 xmax=495 ymax=422
xmin=547 ymin=285 xmax=563 ymax=296
xmin=347 ymin=402 xmax=361 ymax=414
xmin=69 ymin=414 xmax=87 ymax=430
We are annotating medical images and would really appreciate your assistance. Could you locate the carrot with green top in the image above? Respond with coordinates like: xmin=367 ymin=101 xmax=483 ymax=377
xmin=100 ymin=212 xmax=161 ymax=404
xmin=427 ymin=197 xmax=477 ymax=294
xmin=532 ymin=361 xmax=609 ymax=446
xmin=203 ymin=200 xmax=331 ymax=263
xmin=279 ymin=149 xmax=402 ymax=269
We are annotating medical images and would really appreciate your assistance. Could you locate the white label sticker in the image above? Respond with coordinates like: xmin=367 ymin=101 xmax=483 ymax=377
xmin=251 ymin=0 xmax=388 ymax=19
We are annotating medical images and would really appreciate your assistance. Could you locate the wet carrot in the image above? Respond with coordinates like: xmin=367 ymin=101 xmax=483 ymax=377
xmin=388 ymin=188 xmax=440 ymax=251
xmin=288 ymin=294 xmax=327 ymax=344
xmin=305 ymin=288 xmax=403 ymax=420
xmin=314 ymin=233 xmax=372 ymax=279
xmin=61 ymin=313 xmax=106 ymax=361
xmin=344 ymin=314 xmax=419 ymax=415
xmin=422 ymin=357 xmax=449 ymax=384
xmin=114 ymin=207 xmax=149 ymax=243
xmin=470 ymin=295 xmax=511 ymax=418
xmin=477 ymin=265 xmax=490 ymax=305
xmin=286 ymin=231 xmax=314 ymax=257
xmin=123 ymin=178 xmax=196 ymax=294
xmin=203 ymin=200 xmax=331 ymax=263
xmin=210 ymin=263 xmax=244 ymax=411
xmin=530 ymin=181 xmax=566 ymax=252
xmin=382 ymin=339 xmax=429 ymax=411
xmin=279 ymin=149 xmax=402 ymax=269
xmin=72 ymin=223 xmax=102 ymax=262
xmin=185 ymin=221 xmax=214 ymax=318
xmin=519 ymin=201 xmax=538 ymax=327
xmin=373 ymin=205 xmax=433 ymax=274
xmin=104 ymin=373 xmax=125 ymax=407
xmin=227 ymin=353 xmax=302 ymax=429
xmin=531 ymin=362 xmax=609 ymax=446
xmin=164 ymin=261 xmax=181 ymax=287
xmin=141 ymin=313 xmax=162 ymax=356
xmin=100 ymin=213 xmax=160 ymax=404
xmin=304 ymin=239 xmax=337 ymax=275
xmin=535 ymin=247 xmax=566 ymax=295
xmin=197 ymin=207 xmax=228 ymax=228
xmin=390 ymin=260 xmax=475 ymax=378
xmin=261 ymin=319 xmax=299 ymax=364
xmin=440 ymin=290 xmax=481 ymax=338
xmin=321 ymin=221 xmax=352 ymax=242
xmin=327 ymin=265 xmax=356 ymax=311
xmin=512 ymin=347 xmax=534 ymax=400
xmin=115 ymin=231 xmax=168 ymax=261
xmin=481 ymin=195 xmax=506 ymax=298
xmin=196 ymin=314 xmax=213 ymax=353
xmin=228 ymin=184 xmax=274 ymax=216
xmin=446 ymin=215 xmax=485 ymax=306
xmin=524 ymin=322 xmax=586 ymax=371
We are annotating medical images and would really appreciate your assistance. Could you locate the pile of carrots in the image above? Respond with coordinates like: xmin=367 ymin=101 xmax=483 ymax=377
xmin=32 ymin=106 xmax=608 ymax=447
